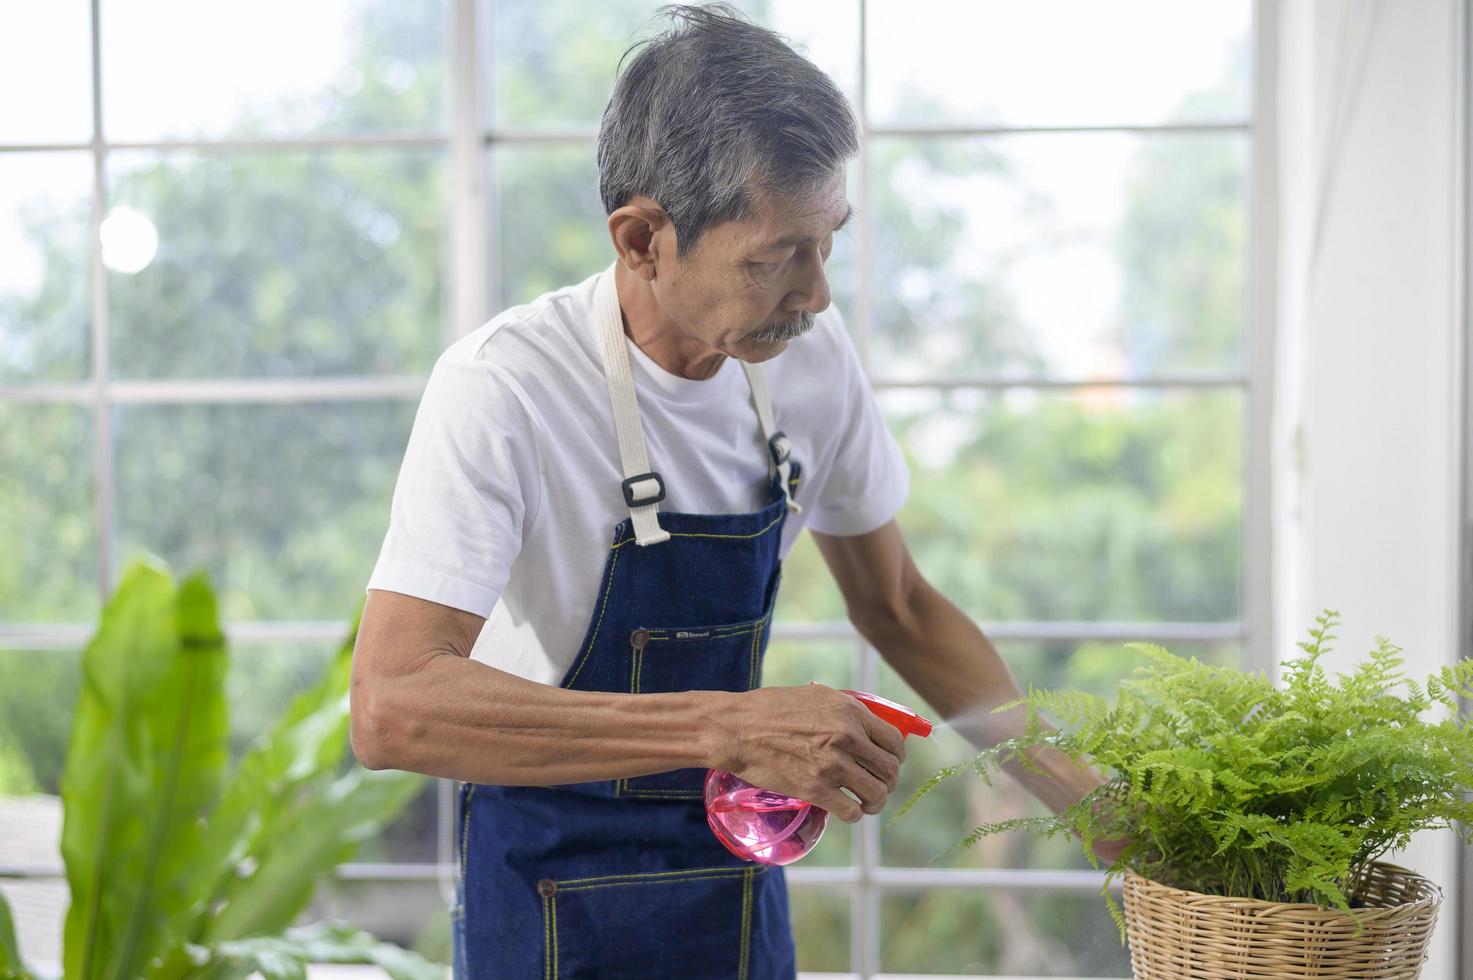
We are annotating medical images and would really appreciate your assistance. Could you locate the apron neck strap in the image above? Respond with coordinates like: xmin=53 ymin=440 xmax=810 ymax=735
xmin=595 ymin=262 xmax=670 ymax=546
xmin=739 ymin=360 xmax=801 ymax=515
xmin=594 ymin=261 xmax=801 ymax=547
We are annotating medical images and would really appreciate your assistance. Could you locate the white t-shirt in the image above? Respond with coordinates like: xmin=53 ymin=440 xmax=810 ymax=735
xmin=366 ymin=265 xmax=909 ymax=686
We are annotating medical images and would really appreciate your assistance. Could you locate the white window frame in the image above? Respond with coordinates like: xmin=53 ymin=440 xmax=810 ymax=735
xmin=0 ymin=1 xmax=1276 ymax=976
xmin=1456 ymin=1 xmax=1472 ymax=976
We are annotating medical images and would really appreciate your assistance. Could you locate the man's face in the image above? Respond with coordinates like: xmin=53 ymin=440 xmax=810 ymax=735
xmin=652 ymin=172 xmax=851 ymax=363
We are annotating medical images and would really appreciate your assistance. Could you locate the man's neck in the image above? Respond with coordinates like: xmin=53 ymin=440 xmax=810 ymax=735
xmin=613 ymin=261 xmax=727 ymax=381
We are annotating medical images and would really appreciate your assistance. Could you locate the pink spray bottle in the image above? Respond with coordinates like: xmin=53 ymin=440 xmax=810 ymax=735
xmin=704 ymin=689 xmax=934 ymax=866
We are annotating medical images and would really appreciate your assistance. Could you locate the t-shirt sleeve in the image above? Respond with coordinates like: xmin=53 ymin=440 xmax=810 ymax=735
xmin=802 ymin=310 xmax=910 ymax=536
xmin=365 ymin=350 xmax=542 ymax=617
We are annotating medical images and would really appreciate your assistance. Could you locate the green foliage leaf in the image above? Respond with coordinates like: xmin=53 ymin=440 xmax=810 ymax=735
xmin=175 ymin=603 xmax=412 ymax=945
xmin=61 ymin=560 xmax=230 ymax=980
xmin=54 ymin=564 xmax=430 ymax=978
xmin=201 ymin=766 xmax=423 ymax=943
xmin=188 ymin=602 xmax=425 ymax=943
xmin=895 ymin=611 xmax=1473 ymax=922
xmin=187 ymin=922 xmax=443 ymax=980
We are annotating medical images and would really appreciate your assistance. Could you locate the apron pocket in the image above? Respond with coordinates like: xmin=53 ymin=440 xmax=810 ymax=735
xmin=620 ymin=612 xmax=772 ymax=799
xmin=539 ymin=864 xmax=764 ymax=980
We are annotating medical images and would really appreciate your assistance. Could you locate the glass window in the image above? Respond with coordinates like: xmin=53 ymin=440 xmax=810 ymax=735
xmin=488 ymin=0 xmax=858 ymax=130
xmin=881 ymin=887 xmax=1133 ymax=975
xmin=0 ymin=153 xmax=94 ymax=383
xmin=869 ymin=133 xmax=1247 ymax=380
xmin=0 ymin=3 xmax=92 ymax=143
xmin=106 ymin=148 xmax=448 ymax=379
xmin=0 ymin=406 xmax=97 ymax=621
xmin=101 ymin=0 xmax=449 ymax=140
xmin=791 ymin=886 xmax=852 ymax=972
xmin=882 ymin=387 xmax=1244 ymax=623
xmin=868 ymin=0 xmax=1251 ymax=128
xmin=113 ymin=401 xmax=416 ymax=620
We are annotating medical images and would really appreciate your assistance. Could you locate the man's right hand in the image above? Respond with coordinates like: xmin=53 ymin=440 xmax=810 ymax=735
xmin=709 ymin=683 xmax=907 ymax=824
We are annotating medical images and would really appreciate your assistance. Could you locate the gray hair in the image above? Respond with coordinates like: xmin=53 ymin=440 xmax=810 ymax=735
xmin=597 ymin=3 xmax=859 ymax=258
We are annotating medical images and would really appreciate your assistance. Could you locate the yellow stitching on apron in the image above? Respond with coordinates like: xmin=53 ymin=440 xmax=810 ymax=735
xmin=459 ymin=784 xmax=477 ymax=879
xmin=738 ymin=865 xmax=755 ymax=980
xmin=749 ymin=622 xmax=760 ymax=691
xmin=556 ymin=864 xmax=759 ymax=888
xmin=644 ymin=629 xmax=759 ymax=645
xmin=618 ymin=787 xmax=702 ymax=799
xmin=551 ymin=893 xmax=559 ymax=978
xmin=615 ymin=778 xmax=697 ymax=795
xmin=565 ymin=545 xmax=621 ymax=688
xmin=556 ymin=869 xmax=750 ymax=893
xmin=542 ymin=893 xmax=552 ymax=980
xmin=610 ymin=511 xmax=785 ymax=550
xmin=645 ymin=625 xmax=761 ymax=640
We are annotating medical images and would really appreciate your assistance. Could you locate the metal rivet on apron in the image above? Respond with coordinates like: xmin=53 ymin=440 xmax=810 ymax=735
xmin=536 ymin=878 xmax=558 ymax=897
xmin=630 ymin=628 xmax=651 ymax=649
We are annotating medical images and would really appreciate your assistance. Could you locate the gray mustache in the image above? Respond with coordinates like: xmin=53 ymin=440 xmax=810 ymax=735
xmin=746 ymin=311 xmax=815 ymax=344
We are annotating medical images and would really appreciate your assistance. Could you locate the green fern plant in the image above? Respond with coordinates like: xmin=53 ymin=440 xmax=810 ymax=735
xmin=888 ymin=611 xmax=1473 ymax=933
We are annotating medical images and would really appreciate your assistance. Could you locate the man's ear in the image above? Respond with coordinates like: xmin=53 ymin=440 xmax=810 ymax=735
xmin=608 ymin=198 xmax=671 ymax=282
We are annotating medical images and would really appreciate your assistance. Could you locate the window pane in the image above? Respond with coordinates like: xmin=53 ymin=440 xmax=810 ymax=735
xmin=881 ymin=887 xmax=1133 ymax=976
xmin=227 ymin=643 xmax=338 ymax=755
xmin=772 ymin=532 xmax=849 ymax=624
xmin=102 ymin=0 xmax=448 ymax=140
xmin=113 ymin=400 xmax=415 ymax=620
xmin=868 ymin=0 xmax=1250 ymax=128
xmin=0 ymin=153 xmax=93 ymax=383
xmin=885 ymin=387 xmax=1243 ymax=623
xmin=352 ymin=780 xmax=440 ymax=865
xmin=0 ymin=405 xmax=96 ymax=621
xmin=106 ymin=148 xmax=447 ymax=379
xmin=876 ymin=642 xmax=1239 ymax=872
xmin=0 ymin=3 xmax=92 ymax=143
xmin=310 ymin=876 xmax=447 ymax=960
xmin=790 ymin=886 xmax=850 ymax=972
xmin=869 ymin=133 xmax=1246 ymax=380
xmin=489 ymin=0 xmax=858 ymax=130
xmin=0 ymin=650 xmax=81 ymax=796
xmin=491 ymin=142 xmax=605 ymax=309
xmin=760 ymin=639 xmax=853 ymax=692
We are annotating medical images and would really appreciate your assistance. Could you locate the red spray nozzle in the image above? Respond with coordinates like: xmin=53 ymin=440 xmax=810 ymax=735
xmin=840 ymin=689 xmax=933 ymax=739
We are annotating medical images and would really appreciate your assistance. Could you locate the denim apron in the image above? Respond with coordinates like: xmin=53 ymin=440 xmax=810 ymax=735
xmin=451 ymin=262 xmax=804 ymax=979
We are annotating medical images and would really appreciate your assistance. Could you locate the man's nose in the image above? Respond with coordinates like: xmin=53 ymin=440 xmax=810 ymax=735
xmin=785 ymin=248 xmax=831 ymax=316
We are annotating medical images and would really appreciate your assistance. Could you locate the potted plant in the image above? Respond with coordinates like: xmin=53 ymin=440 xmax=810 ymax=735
xmin=0 ymin=558 xmax=441 ymax=980
xmin=889 ymin=612 xmax=1473 ymax=979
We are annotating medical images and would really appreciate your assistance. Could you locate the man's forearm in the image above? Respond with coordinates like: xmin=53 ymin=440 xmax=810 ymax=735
xmin=854 ymin=579 xmax=1103 ymax=814
xmin=351 ymin=652 xmax=739 ymax=786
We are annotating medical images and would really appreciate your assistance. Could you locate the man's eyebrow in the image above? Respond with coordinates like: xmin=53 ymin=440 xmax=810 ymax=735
xmin=759 ymin=203 xmax=856 ymax=250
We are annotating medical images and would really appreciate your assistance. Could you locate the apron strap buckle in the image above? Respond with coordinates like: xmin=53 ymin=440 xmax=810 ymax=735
xmin=621 ymin=471 xmax=667 ymax=508
xmin=768 ymin=431 xmax=791 ymax=467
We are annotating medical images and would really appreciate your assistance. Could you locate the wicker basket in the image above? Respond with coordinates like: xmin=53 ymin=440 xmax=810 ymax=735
xmin=1123 ymin=862 xmax=1441 ymax=979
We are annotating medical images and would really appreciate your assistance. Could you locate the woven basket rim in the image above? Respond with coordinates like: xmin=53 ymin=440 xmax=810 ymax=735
xmin=1122 ymin=861 xmax=1443 ymax=918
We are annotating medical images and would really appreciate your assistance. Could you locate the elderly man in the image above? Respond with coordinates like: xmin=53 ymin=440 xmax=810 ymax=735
xmin=351 ymin=4 xmax=1106 ymax=976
